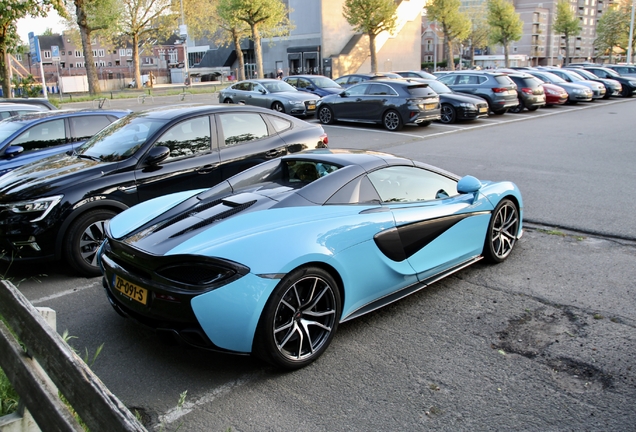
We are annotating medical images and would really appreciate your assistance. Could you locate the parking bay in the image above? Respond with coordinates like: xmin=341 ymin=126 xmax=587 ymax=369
xmin=9 ymin=97 xmax=636 ymax=430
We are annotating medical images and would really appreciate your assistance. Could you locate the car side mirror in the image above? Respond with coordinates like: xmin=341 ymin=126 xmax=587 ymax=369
xmin=340 ymin=91 xmax=348 ymax=97
xmin=4 ymin=146 xmax=24 ymax=158
xmin=259 ymin=89 xmax=267 ymax=94
xmin=145 ymin=146 xmax=170 ymax=165
xmin=457 ymin=175 xmax=481 ymax=194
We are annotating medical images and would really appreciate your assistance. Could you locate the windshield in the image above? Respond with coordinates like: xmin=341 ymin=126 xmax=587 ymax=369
xmin=602 ymin=68 xmax=620 ymax=78
xmin=565 ymin=70 xmax=586 ymax=81
xmin=537 ymin=71 xmax=566 ymax=84
xmin=76 ymin=114 xmax=166 ymax=162
xmin=425 ymin=80 xmax=452 ymax=94
xmin=0 ymin=121 xmax=23 ymax=144
xmin=262 ymin=81 xmax=297 ymax=93
xmin=310 ymin=77 xmax=341 ymax=88
xmin=574 ymin=69 xmax=597 ymax=79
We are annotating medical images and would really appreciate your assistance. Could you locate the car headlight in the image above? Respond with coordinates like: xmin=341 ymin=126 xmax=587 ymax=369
xmin=5 ymin=195 xmax=63 ymax=222
xmin=291 ymin=100 xmax=305 ymax=106
xmin=458 ymin=103 xmax=476 ymax=108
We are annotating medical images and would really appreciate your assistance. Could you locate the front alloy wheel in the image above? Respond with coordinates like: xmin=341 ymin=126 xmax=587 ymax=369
xmin=255 ymin=267 xmax=341 ymax=369
xmin=318 ymin=106 xmax=335 ymax=124
xmin=484 ymin=199 xmax=519 ymax=263
xmin=64 ymin=209 xmax=117 ymax=276
xmin=440 ymin=104 xmax=456 ymax=124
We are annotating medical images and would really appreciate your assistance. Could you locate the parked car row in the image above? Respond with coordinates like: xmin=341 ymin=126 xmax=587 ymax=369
xmin=0 ymin=104 xmax=329 ymax=277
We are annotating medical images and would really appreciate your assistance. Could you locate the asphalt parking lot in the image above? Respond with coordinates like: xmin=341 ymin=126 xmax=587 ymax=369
xmin=6 ymin=96 xmax=636 ymax=430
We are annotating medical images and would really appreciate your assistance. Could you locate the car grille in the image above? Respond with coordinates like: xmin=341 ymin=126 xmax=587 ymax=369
xmin=305 ymin=100 xmax=318 ymax=109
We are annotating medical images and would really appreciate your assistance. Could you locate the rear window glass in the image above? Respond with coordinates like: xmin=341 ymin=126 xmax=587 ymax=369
xmin=407 ymin=85 xmax=435 ymax=97
xmin=286 ymin=160 xmax=340 ymax=183
xmin=495 ymin=76 xmax=515 ymax=86
xmin=517 ymin=77 xmax=542 ymax=87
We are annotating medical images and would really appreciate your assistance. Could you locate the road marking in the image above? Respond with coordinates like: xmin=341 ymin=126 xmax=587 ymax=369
xmin=157 ymin=373 xmax=259 ymax=428
xmin=31 ymin=280 xmax=101 ymax=305
xmin=324 ymin=124 xmax=424 ymax=138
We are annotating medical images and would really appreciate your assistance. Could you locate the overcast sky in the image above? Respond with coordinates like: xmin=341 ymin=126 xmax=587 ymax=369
xmin=16 ymin=11 xmax=66 ymax=44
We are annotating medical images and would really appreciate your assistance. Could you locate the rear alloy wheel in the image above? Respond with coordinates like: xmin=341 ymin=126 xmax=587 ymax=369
xmin=318 ymin=106 xmax=335 ymax=125
xmin=622 ymin=88 xmax=633 ymax=98
xmin=255 ymin=266 xmax=341 ymax=369
xmin=64 ymin=209 xmax=117 ymax=276
xmin=509 ymin=104 xmax=523 ymax=113
xmin=383 ymin=110 xmax=403 ymax=131
xmin=483 ymin=199 xmax=519 ymax=263
xmin=440 ymin=104 xmax=456 ymax=124
xmin=271 ymin=101 xmax=285 ymax=113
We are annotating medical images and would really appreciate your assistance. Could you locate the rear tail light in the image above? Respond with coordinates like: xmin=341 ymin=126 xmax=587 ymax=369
xmin=319 ymin=133 xmax=328 ymax=147
xmin=521 ymin=87 xmax=533 ymax=95
xmin=492 ymin=88 xmax=508 ymax=93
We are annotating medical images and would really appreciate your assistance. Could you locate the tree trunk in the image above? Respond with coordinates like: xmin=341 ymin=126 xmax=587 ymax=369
xmin=503 ymin=39 xmax=510 ymax=67
xmin=369 ymin=33 xmax=377 ymax=73
xmin=132 ymin=33 xmax=142 ymax=89
xmin=232 ymin=31 xmax=246 ymax=81
xmin=1 ymin=31 xmax=11 ymax=98
xmin=445 ymin=29 xmax=455 ymax=71
xmin=251 ymin=24 xmax=263 ymax=79
xmin=564 ymin=37 xmax=570 ymax=66
xmin=76 ymin=1 xmax=101 ymax=95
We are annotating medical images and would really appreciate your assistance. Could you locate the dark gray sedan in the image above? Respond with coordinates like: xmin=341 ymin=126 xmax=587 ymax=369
xmin=219 ymin=79 xmax=319 ymax=117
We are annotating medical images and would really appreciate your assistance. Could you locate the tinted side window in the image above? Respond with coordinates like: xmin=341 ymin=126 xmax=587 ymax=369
xmin=438 ymin=75 xmax=456 ymax=85
xmin=346 ymin=84 xmax=369 ymax=96
xmin=11 ymin=119 xmax=66 ymax=152
xmin=367 ymin=84 xmax=397 ymax=96
xmin=0 ymin=112 xmax=12 ymax=120
xmin=285 ymin=78 xmax=298 ymax=87
xmin=334 ymin=77 xmax=349 ymax=85
xmin=267 ymin=115 xmax=292 ymax=133
xmin=154 ymin=116 xmax=211 ymax=160
xmin=219 ymin=113 xmax=269 ymax=146
xmin=70 ymin=115 xmax=113 ymax=141
xmin=348 ymin=76 xmax=362 ymax=85
xmin=297 ymin=78 xmax=311 ymax=89
xmin=368 ymin=166 xmax=458 ymax=203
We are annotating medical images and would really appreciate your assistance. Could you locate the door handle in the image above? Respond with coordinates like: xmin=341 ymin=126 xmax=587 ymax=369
xmin=265 ymin=148 xmax=286 ymax=158
xmin=356 ymin=98 xmax=363 ymax=102
xmin=196 ymin=164 xmax=218 ymax=174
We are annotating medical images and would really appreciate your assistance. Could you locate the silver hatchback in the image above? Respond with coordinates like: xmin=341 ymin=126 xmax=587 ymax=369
xmin=437 ymin=71 xmax=519 ymax=115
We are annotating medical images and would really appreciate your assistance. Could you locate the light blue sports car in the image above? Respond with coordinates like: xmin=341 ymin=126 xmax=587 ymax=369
xmin=99 ymin=149 xmax=523 ymax=369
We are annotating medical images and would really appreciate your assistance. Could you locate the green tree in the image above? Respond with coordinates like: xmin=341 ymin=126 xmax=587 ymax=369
xmin=427 ymin=0 xmax=471 ymax=71
xmin=180 ymin=0 xmax=218 ymax=40
xmin=486 ymin=0 xmax=522 ymax=67
xmin=553 ymin=0 xmax=581 ymax=66
xmin=220 ymin=0 xmax=293 ymax=79
xmin=594 ymin=8 xmax=628 ymax=62
xmin=216 ymin=2 xmax=250 ymax=81
xmin=342 ymin=0 xmax=398 ymax=73
xmin=118 ymin=0 xmax=174 ymax=89
xmin=463 ymin=4 xmax=490 ymax=67
xmin=1 ymin=0 xmax=66 ymax=98
xmin=65 ymin=0 xmax=121 ymax=94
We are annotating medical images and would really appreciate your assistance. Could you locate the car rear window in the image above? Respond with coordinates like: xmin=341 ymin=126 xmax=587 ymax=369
xmin=495 ymin=76 xmax=515 ymax=86
xmin=517 ymin=77 xmax=542 ymax=87
xmin=407 ymin=85 xmax=435 ymax=97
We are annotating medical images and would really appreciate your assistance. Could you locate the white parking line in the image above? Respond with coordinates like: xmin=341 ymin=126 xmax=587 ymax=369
xmin=324 ymin=124 xmax=424 ymax=138
xmin=31 ymin=280 xmax=101 ymax=305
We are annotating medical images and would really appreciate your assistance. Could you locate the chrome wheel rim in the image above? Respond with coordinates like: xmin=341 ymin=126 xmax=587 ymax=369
xmin=440 ymin=105 xmax=454 ymax=123
xmin=79 ymin=219 xmax=108 ymax=267
xmin=318 ymin=107 xmax=332 ymax=123
xmin=491 ymin=202 xmax=519 ymax=260
xmin=273 ymin=276 xmax=337 ymax=361
xmin=273 ymin=103 xmax=284 ymax=112
xmin=384 ymin=111 xmax=400 ymax=130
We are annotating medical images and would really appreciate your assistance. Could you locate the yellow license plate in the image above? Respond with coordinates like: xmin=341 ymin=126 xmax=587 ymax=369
xmin=115 ymin=275 xmax=148 ymax=305
xmin=479 ymin=107 xmax=487 ymax=113
xmin=308 ymin=104 xmax=316 ymax=110
xmin=425 ymin=103 xmax=436 ymax=110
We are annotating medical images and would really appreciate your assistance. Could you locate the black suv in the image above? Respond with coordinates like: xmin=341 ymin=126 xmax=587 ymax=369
xmin=575 ymin=66 xmax=636 ymax=98
xmin=0 ymin=105 xmax=328 ymax=276
xmin=506 ymin=74 xmax=546 ymax=113
xmin=437 ymin=71 xmax=519 ymax=114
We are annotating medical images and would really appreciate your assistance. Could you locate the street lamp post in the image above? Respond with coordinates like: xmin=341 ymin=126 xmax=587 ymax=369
xmin=179 ymin=0 xmax=189 ymax=85
xmin=628 ymin=2 xmax=635 ymax=64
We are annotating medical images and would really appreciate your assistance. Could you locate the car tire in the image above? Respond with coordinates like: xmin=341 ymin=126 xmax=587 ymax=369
xmin=271 ymin=102 xmax=285 ymax=113
xmin=417 ymin=121 xmax=431 ymax=127
xmin=492 ymin=109 xmax=508 ymax=115
xmin=318 ymin=106 xmax=335 ymax=125
xmin=223 ymin=98 xmax=233 ymax=104
xmin=567 ymin=99 xmax=578 ymax=105
xmin=603 ymin=92 xmax=612 ymax=100
xmin=509 ymin=104 xmax=523 ymax=113
xmin=64 ymin=209 xmax=117 ymax=276
xmin=440 ymin=104 xmax=456 ymax=124
xmin=527 ymin=106 xmax=539 ymax=111
xmin=483 ymin=198 xmax=519 ymax=264
xmin=622 ymin=88 xmax=633 ymax=98
xmin=254 ymin=266 xmax=341 ymax=370
xmin=383 ymin=110 xmax=403 ymax=131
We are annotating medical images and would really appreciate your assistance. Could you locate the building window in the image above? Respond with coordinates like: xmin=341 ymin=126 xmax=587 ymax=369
xmin=76 ymin=62 xmax=85 ymax=67
xmin=115 ymin=60 xmax=121 ymax=66
xmin=98 ymin=49 xmax=105 ymax=57
xmin=119 ymin=49 xmax=127 ymax=56
xmin=61 ymin=51 xmax=65 ymax=56
xmin=75 ymin=50 xmax=83 ymax=57
xmin=15 ymin=53 xmax=22 ymax=61
xmin=126 ymin=49 xmax=133 ymax=56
